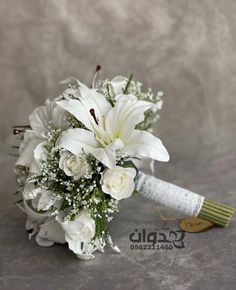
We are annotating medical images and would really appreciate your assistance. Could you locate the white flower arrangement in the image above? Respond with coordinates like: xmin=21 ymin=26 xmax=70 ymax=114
xmin=13 ymin=66 xmax=234 ymax=259
xmin=13 ymin=67 xmax=168 ymax=259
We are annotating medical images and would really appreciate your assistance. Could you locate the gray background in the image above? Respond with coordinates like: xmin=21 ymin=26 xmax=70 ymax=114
xmin=0 ymin=1 xmax=236 ymax=289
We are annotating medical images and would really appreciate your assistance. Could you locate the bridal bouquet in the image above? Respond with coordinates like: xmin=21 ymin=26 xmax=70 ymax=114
xmin=13 ymin=67 xmax=234 ymax=260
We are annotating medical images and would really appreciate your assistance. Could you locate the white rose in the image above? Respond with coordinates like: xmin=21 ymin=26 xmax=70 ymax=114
xmin=59 ymin=210 xmax=96 ymax=259
xmin=59 ymin=152 xmax=91 ymax=180
xmin=101 ymin=166 xmax=136 ymax=200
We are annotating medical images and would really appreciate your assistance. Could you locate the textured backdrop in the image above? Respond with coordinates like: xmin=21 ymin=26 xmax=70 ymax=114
xmin=0 ymin=1 xmax=236 ymax=290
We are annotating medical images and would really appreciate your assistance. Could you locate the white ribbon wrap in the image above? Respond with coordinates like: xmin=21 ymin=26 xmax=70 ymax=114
xmin=135 ymin=172 xmax=204 ymax=217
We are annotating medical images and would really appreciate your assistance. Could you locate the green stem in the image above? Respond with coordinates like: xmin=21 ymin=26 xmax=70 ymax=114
xmin=204 ymin=199 xmax=234 ymax=212
xmin=198 ymin=198 xmax=235 ymax=227
xmin=123 ymin=73 xmax=133 ymax=94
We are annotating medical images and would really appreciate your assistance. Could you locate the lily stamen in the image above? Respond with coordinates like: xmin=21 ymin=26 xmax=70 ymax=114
xmin=91 ymin=65 xmax=101 ymax=89
xmin=89 ymin=108 xmax=99 ymax=125
xmin=13 ymin=128 xmax=25 ymax=135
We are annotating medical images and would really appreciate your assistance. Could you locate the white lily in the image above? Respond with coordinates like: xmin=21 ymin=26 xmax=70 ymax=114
xmin=57 ymin=86 xmax=169 ymax=169
xmin=16 ymin=100 xmax=68 ymax=173
xmin=16 ymin=199 xmax=48 ymax=238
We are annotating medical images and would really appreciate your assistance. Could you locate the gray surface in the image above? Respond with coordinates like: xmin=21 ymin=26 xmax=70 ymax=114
xmin=0 ymin=1 xmax=236 ymax=289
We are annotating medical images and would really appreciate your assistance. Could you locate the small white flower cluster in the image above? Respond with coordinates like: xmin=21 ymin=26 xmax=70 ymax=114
xmin=14 ymin=72 xmax=169 ymax=259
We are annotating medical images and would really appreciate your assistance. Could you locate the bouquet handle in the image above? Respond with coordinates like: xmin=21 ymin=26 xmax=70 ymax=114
xmin=135 ymin=172 xmax=235 ymax=227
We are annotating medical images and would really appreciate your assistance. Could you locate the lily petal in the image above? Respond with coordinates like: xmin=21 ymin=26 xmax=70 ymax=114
xmin=91 ymin=139 xmax=124 ymax=169
xmin=23 ymin=181 xmax=41 ymax=200
xmin=29 ymin=103 xmax=52 ymax=137
xmin=64 ymin=238 xmax=95 ymax=260
xmin=57 ymin=99 xmax=94 ymax=131
xmin=110 ymin=76 xmax=128 ymax=95
xmin=51 ymin=102 xmax=69 ymax=131
xmin=124 ymin=130 xmax=170 ymax=162
xmin=16 ymin=131 xmax=42 ymax=172
xmin=105 ymin=97 xmax=153 ymax=140
xmin=115 ymin=93 xmax=137 ymax=102
xmin=91 ymin=147 xmax=115 ymax=169
xmin=36 ymin=190 xmax=56 ymax=211
xmin=57 ymin=128 xmax=99 ymax=155
xmin=34 ymin=141 xmax=48 ymax=163
xmin=35 ymin=218 xmax=66 ymax=247
xmin=29 ymin=100 xmax=68 ymax=137
xmin=57 ymin=87 xmax=112 ymax=132
xmin=76 ymin=253 xmax=95 ymax=260
xmin=17 ymin=200 xmax=48 ymax=237
xmin=80 ymin=87 xmax=112 ymax=127
xmin=59 ymin=77 xmax=87 ymax=88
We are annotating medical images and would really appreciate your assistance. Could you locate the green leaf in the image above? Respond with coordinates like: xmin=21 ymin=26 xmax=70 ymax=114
xmin=123 ymin=73 xmax=133 ymax=94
